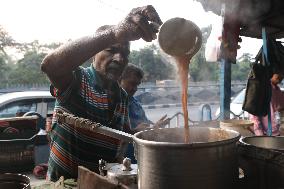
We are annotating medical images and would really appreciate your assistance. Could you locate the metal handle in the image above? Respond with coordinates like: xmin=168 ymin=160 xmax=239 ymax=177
xmin=55 ymin=111 xmax=133 ymax=143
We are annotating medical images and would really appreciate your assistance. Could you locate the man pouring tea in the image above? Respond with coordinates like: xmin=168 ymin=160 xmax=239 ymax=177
xmin=41 ymin=5 xmax=162 ymax=181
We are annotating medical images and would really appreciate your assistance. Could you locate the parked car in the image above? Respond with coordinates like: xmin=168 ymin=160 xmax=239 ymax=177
xmin=215 ymin=89 xmax=247 ymax=119
xmin=216 ymin=87 xmax=284 ymax=119
xmin=0 ymin=91 xmax=55 ymax=118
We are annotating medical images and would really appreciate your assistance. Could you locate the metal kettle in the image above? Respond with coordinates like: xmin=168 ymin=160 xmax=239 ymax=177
xmin=99 ymin=158 xmax=137 ymax=189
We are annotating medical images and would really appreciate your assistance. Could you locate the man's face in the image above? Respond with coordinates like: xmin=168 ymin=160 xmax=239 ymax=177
xmin=120 ymin=74 xmax=142 ymax=97
xmin=271 ymin=73 xmax=284 ymax=85
xmin=94 ymin=42 xmax=130 ymax=81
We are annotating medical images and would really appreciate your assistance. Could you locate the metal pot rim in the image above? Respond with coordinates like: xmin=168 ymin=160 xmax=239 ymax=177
xmin=239 ymin=136 xmax=284 ymax=151
xmin=0 ymin=173 xmax=31 ymax=189
xmin=133 ymin=127 xmax=240 ymax=148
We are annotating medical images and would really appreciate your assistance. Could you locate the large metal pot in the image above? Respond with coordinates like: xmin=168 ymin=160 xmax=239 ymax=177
xmin=240 ymin=136 xmax=284 ymax=152
xmin=133 ymin=127 xmax=240 ymax=189
xmin=238 ymin=136 xmax=284 ymax=189
xmin=0 ymin=173 xmax=31 ymax=189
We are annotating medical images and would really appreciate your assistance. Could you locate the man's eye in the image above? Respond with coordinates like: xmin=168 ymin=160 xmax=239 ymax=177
xmin=106 ymin=48 xmax=114 ymax=53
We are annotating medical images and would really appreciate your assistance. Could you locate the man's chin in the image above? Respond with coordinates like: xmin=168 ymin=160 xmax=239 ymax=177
xmin=106 ymin=73 xmax=120 ymax=81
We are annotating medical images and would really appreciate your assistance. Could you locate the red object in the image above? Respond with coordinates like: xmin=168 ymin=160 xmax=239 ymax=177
xmin=0 ymin=121 xmax=9 ymax=127
xmin=33 ymin=163 xmax=48 ymax=179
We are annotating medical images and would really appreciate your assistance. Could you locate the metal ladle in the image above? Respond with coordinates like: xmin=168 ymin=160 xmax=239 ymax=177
xmin=158 ymin=17 xmax=202 ymax=59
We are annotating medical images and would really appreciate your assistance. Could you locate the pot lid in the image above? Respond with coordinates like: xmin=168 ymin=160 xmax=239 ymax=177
xmin=107 ymin=158 xmax=137 ymax=178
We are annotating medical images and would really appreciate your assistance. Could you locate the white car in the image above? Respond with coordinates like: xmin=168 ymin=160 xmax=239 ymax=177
xmin=215 ymin=89 xmax=248 ymax=119
xmin=216 ymin=87 xmax=284 ymax=119
xmin=0 ymin=91 xmax=55 ymax=118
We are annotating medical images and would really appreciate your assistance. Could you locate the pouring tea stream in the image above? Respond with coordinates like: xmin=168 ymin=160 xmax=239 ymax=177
xmin=158 ymin=17 xmax=202 ymax=142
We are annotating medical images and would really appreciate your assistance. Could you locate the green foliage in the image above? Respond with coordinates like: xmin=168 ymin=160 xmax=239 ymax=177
xmin=8 ymin=50 xmax=49 ymax=85
xmin=189 ymin=26 xmax=219 ymax=82
xmin=189 ymin=26 xmax=253 ymax=82
xmin=129 ymin=44 xmax=175 ymax=82
xmin=232 ymin=53 xmax=252 ymax=81
xmin=0 ymin=26 xmax=62 ymax=88
xmin=0 ymin=57 xmax=12 ymax=87
xmin=0 ymin=25 xmax=19 ymax=56
xmin=0 ymin=24 xmax=254 ymax=89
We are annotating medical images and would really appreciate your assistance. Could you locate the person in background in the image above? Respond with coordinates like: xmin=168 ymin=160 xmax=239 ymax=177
xmin=41 ymin=5 xmax=162 ymax=181
xmin=120 ymin=64 xmax=152 ymax=128
xmin=119 ymin=64 xmax=170 ymax=163
xmin=120 ymin=64 xmax=169 ymax=129
xmin=249 ymin=72 xmax=284 ymax=136
xmin=15 ymin=107 xmax=30 ymax=117
xmin=45 ymin=115 xmax=52 ymax=143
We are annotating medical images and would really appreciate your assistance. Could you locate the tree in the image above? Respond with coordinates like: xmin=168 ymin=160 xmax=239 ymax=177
xmin=0 ymin=57 xmax=12 ymax=87
xmin=189 ymin=26 xmax=219 ymax=82
xmin=9 ymin=51 xmax=48 ymax=85
xmin=129 ymin=44 xmax=175 ymax=82
xmin=8 ymin=41 xmax=62 ymax=85
xmin=0 ymin=26 xmax=18 ymax=87
xmin=188 ymin=26 xmax=252 ymax=82
xmin=0 ymin=25 xmax=19 ymax=56
xmin=231 ymin=53 xmax=252 ymax=81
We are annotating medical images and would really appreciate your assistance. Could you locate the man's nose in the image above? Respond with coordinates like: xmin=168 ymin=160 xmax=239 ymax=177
xmin=113 ymin=53 xmax=125 ymax=63
xmin=133 ymin=86 xmax=138 ymax=92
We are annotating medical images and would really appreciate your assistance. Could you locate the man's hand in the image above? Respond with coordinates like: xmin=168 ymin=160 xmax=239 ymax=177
xmin=132 ymin=114 xmax=170 ymax=133
xmin=133 ymin=123 xmax=150 ymax=133
xmin=153 ymin=114 xmax=170 ymax=129
xmin=113 ymin=5 xmax=163 ymax=43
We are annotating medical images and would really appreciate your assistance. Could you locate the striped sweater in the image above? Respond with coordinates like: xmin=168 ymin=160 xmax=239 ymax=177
xmin=47 ymin=66 xmax=129 ymax=181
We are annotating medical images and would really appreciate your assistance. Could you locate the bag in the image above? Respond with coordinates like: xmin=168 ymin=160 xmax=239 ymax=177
xmin=255 ymin=38 xmax=284 ymax=74
xmin=242 ymin=62 xmax=271 ymax=116
xmin=205 ymin=17 xmax=222 ymax=62
xmin=267 ymin=38 xmax=284 ymax=74
xmin=242 ymin=37 xmax=284 ymax=116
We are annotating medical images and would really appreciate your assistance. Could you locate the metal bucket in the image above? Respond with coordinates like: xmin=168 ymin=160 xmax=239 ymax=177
xmin=133 ymin=127 xmax=240 ymax=189
xmin=239 ymin=136 xmax=284 ymax=189
xmin=0 ymin=173 xmax=31 ymax=189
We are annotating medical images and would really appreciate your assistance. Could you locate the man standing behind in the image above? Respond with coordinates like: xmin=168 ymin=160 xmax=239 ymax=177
xmin=119 ymin=64 xmax=169 ymax=162
xmin=120 ymin=64 xmax=170 ymax=130
xmin=41 ymin=5 xmax=162 ymax=181
xmin=120 ymin=64 xmax=152 ymax=128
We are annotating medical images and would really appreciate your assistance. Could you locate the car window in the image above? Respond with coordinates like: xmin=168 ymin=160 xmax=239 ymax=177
xmin=0 ymin=99 xmax=38 ymax=118
xmin=232 ymin=90 xmax=245 ymax=104
xmin=46 ymin=99 xmax=55 ymax=115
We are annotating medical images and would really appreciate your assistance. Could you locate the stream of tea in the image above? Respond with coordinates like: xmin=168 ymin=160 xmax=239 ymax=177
xmin=175 ymin=57 xmax=190 ymax=143
xmin=158 ymin=18 xmax=202 ymax=143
